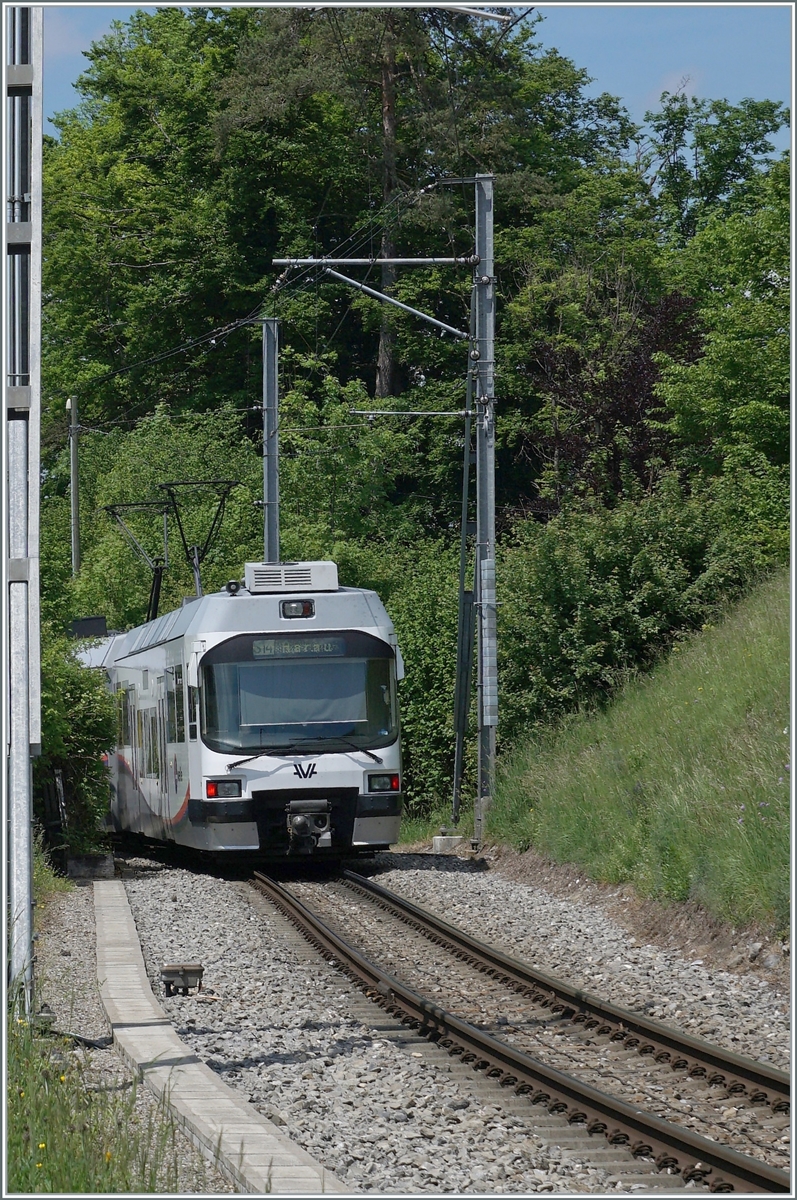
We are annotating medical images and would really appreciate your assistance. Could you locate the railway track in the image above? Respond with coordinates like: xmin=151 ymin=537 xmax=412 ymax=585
xmin=253 ymin=870 xmax=790 ymax=1194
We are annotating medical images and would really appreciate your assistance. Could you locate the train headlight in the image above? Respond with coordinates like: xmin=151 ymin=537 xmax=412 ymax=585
xmin=206 ymin=779 xmax=242 ymax=799
xmin=281 ymin=599 xmax=315 ymax=619
xmin=368 ymin=772 xmax=400 ymax=793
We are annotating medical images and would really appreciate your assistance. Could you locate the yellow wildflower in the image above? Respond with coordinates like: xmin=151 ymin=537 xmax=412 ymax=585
xmin=38 ymin=1142 xmax=45 ymax=1150
xmin=105 ymin=1151 xmax=112 ymax=1163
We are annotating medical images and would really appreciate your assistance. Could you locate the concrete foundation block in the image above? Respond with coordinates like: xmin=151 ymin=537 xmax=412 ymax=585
xmin=432 ymin=835 xmax=465 ymax=853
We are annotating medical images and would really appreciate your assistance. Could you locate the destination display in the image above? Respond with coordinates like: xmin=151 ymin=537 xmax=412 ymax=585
xmin=252 ymin=636 xmax=346 ymax=658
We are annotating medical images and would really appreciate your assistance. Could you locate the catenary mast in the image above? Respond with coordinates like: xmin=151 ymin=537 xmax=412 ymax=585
xmin=5 ymin=5 xmax=43 ymax=1010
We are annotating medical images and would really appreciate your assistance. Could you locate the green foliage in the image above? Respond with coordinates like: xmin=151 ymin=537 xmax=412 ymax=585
xmin=35 ymin=631 xmax=116 ymax=853
xmin=497 ymin=466 xmax=787 ymax=744
xmin=335 ymin=540 xmax=471 ymax=814
xmin=32 ymin=834 xmax=72 ymax=909
xmin=42 ymin=9 xmax=268 ymax=432
xmin=492 ymin=569 xmax=789 ymax=929
xmin=652 ymin=158 xmax=789 ymax=471
xmin=499 ymin=167 xmax=681 ymax=500
xmin=644 ymin=91 xmax=789 ymax=240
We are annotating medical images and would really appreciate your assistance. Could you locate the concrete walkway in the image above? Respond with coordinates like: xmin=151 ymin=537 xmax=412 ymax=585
xmin=94 ymin=880 xmax=349 ymax=1195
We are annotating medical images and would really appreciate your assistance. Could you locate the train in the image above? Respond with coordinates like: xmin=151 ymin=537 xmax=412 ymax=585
xmin=79 ymin=561 xmax=404 ymax=860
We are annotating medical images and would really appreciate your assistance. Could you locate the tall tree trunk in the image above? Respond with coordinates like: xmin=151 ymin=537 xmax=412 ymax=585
xmin=375 ymin=18 xmax=398 ymax=399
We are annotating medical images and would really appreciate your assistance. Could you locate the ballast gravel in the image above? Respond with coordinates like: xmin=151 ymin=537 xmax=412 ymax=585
xmin=367 ymin=854 xmax=790 ymax=1073
xmin=42 ymin=851 xmax=790 ymax=1195
xmin=125 ymin=865 xmax=609 ymax=1193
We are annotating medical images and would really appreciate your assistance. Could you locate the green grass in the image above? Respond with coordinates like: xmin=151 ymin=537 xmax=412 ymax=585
xmin=32 ymin=833 xmax=72 ymax=917
xmin=399 ymin=802 xmax=473 ymax=847
xmin=6 ymin=1012 xmax=188 ymax=1193
xmin=490 ymin=569 xmax=789 ymax=931
xmin=7 ymin=842 xmax=218 ymax=1193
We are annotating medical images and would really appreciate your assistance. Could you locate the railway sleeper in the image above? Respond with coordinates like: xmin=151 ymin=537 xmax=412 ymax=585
xmin=341 ymin=875 xmax=790 ymax=1134
xmin=266 ymin=878 xmax=788 ymax=1193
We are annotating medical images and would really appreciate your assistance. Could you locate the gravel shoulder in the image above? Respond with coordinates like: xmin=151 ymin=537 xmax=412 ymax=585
xmin=487 ymin=845 xmax=791 ymax=991
xmin=34 ymin=881 xmax=235 ymax=1194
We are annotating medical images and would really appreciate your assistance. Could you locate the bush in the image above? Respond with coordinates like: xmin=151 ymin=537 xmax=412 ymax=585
xmin=497 ymin=465 xmax=787 ymax=745
xmin=34 ymin=629 xmax=116 ymax=854
xmin=336 ymin=539 xmax=472 ymax=814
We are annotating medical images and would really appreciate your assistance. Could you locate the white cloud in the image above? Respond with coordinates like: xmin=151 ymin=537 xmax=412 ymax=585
xmin=644 ymin=69 xmax=703 ymax=111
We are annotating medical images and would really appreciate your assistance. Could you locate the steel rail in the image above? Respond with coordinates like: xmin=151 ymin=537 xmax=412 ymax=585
xmin=252 ymin=872 xmax=789 ymax=1194
xmin=343 ymin=870 xmax=790 ymax=1113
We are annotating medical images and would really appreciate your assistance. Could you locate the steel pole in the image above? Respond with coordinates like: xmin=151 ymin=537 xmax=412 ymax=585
xmin=451 ymin=286 xmax=478 ymax=826
xmin=262 ymin=318 xmax=280 ymax=563
xmin=67 ymin=395 xmax=80 ymax=575
xmin=8 ymin=416 xmax=33 ymax=1007
xmin=6 ymin=5 xmax=42 ymax=1012
xmin=473 ymin=175 xmax=497 ymax=850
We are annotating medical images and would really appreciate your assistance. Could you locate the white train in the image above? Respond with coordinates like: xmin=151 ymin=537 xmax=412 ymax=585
xmin=81 ymin=561 xmax=404 ymax=859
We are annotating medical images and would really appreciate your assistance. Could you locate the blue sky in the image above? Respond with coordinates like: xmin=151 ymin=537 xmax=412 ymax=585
xmin=44 ymin=3 xmax=792 ymax=151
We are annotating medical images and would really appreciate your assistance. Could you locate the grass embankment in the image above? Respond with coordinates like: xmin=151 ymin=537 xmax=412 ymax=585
xmin=7 ymin=844 xmax=196 ymax=1192
xmin=491 ymin=569 xmax=789 ymax=931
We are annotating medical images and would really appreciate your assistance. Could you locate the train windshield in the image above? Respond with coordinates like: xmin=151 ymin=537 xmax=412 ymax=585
xmin=200 ymin=630 xmax=398 ymax=754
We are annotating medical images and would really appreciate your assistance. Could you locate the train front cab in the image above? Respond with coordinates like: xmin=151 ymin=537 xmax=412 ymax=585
xmin=192 ymin=626 xmax=402 ymax=858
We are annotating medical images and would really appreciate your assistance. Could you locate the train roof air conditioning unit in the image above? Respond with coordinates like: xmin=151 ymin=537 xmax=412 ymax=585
xmin=244 ymin=561 xmax=339 ymax=594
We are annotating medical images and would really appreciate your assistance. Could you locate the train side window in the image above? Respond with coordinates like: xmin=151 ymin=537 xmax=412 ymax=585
xmin=175 ymin=664 xmax=186 ymax=742
xmin=136 ymin=710 xmax=145 ymax=778
xmin=166 ymin=670 xmax=178 ymax=743
xmin=146 ymin=710 xmax=159 ymax=777
xmin=116 ymin=686 xmax=129 ymax=745
xmin=187 ymin=685 xmax=199 ymax=741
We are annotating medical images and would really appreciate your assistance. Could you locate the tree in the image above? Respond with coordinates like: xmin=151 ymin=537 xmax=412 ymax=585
xmin=643 ymin=91 xmax=789 ymax=240
xmin=652 ymin=157 xmax=789 ymax=472
xmin=35 ymin=629 xmax=116 ymax=852
xmin=43 ymin=8 xmax=264 ymax=436
xmin=497 ymin=168 xmax=697 ymax=506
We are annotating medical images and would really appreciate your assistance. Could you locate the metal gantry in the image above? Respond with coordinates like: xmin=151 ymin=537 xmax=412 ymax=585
xmin=4 ymin=5 xmax=42 ymax=1007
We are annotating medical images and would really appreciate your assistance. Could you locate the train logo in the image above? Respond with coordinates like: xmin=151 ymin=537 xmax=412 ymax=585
xmin=293 ymin=762 xmax=318 ymax=779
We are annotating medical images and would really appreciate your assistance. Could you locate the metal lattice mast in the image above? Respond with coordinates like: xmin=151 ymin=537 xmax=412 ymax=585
xmin=473 ymin=175 xmax=497 ymax=849
xmin=5 ymin=5 xmax=42 ymax=1008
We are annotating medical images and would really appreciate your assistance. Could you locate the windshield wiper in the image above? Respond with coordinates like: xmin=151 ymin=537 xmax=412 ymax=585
xmin=226 ymin=739 xmax=384 ymax=770
xmin=335 ymin=740 xmax=383 ymax=764
xmin=225 ymin=741 xmax=318 ymax=770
